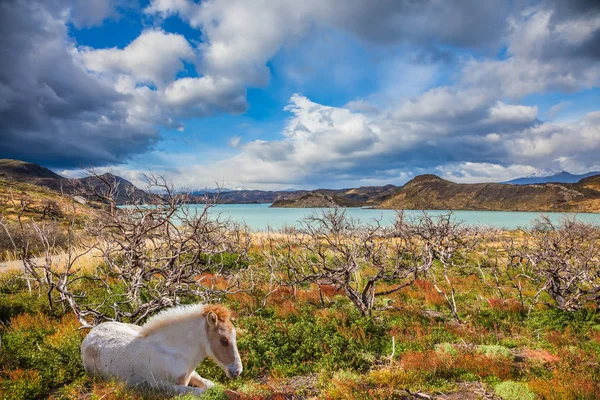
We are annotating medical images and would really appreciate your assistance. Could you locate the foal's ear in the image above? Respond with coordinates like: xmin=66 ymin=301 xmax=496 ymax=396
xmin=207 ymin=311 xmax=219 ymax=328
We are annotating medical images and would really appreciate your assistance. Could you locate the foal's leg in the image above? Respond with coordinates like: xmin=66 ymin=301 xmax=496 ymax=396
xmin=152 ymin=381 xmax=207 ymax=397
xmin=188 ymin=371 xmax=215 ymax=389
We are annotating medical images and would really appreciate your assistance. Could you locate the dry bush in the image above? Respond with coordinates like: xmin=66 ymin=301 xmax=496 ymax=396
xmin=262 ymin=209 xmax=435 ymax=316
xmin=507 ymin=216 xmax=600 ymax=311
xmin=392 ymin=212 xmax=481 ymax=322
xmin=1 ymin=171 xmax=253 ymax=327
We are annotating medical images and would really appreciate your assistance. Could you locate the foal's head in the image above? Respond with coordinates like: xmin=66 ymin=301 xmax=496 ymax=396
xmin=203 ymin=305 xmax=243 ymax=379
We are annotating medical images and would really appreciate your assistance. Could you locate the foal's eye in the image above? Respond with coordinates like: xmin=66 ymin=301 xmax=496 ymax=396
xmin=220 ymin=337 xmax=230 ymax=346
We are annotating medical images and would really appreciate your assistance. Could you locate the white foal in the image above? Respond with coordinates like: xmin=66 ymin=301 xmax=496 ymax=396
xmin=81 ymin=304 xmax=242 ymax=396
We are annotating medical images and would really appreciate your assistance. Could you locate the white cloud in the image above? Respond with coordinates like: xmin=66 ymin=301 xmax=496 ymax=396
xmin=69 ymin=0 xmax=126 ymax=28
xmin=163 ymin=91 xmax=598 ymax=189
xmin=462 ymin=6 xmax=600 ymax=98
xmin=80 ymin=29 xmax=195 ymax=87
xmin=486 ymin=102 xmax=538 ymax=125
xmin=228 ymin=136 xmax=242 ymax=148
xmin=4 ymin=0 xmax=600 ymax=188
xmin=143 ymin=0 xmax=516 ymax=90
xmin=436 ymin=162 xmax=540 ymax=183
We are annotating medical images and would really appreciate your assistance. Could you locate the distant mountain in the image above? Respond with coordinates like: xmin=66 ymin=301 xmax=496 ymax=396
xmin=191 ymin=188 xmax=233 ymax=195
xmin=3 ymin=159 xmax=600 ymax=212
xmin=503 ymin=170 xmax=600 ymax=185
xmin=78 ymin=173 xmax=151 ymax=205
xmin=192 ymin=189 xmax=306 ymax=204
xmin=379 ymin=174 xmax=600 ymax=212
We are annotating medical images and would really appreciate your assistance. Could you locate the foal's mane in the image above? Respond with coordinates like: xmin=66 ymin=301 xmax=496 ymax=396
xmin=139 ymin=304 xmax=231 ymax=337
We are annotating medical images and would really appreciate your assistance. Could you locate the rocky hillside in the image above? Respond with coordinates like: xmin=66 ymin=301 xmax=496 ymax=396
xmin=78 ymin=173 xmax=151 ymax=205
xmin=0 ymin=159 xmax=149 ymax=205
xmin=0 ymin=177 xmax=95 ymax=222
xmin=270 ymin=185 xmax=399 ymax=208
xmin=0 ymin=159 xmax=70 ymax=192
xmin=379 ymin=174 xmax=600 ymax=212
xmin=270 ymin=192 xmax=341 ymax=208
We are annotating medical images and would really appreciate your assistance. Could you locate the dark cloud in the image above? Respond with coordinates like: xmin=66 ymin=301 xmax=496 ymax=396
xmin=0 ymin=0 xmax=159 ymax=168
xmin=329 ymin=0 xmax=512 ymax=48
xmin=549 ymin=0 xmax=600 ymax=18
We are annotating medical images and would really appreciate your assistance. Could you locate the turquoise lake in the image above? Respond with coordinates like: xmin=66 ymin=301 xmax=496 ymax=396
xmin=188 ymin=204 xmax=600 ymax=231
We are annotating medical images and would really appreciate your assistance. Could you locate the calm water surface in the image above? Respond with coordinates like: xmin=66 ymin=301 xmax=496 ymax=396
xmin=190 ymin=204 xmax=600 ymax=231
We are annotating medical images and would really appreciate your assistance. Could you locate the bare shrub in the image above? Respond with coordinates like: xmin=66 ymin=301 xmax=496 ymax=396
xmin=392 ymin=212 xmax=480 ymax=322
xmin=3 ymin=171 xmax=253 ymax=326
xmin=263 ymin=208 xmax=434 ymax=316
xmin=0 ymin=220 xmax=68 ymax=261
xmin=508 ymin=216 xmax=600 ymax=311
xmin=0 ymin=189 xmax=68 ymax=260
xmin=41 ymin=200 xmax=62 ymax=220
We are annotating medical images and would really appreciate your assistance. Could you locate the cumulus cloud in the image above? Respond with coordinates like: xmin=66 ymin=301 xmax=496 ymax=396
xmin=0 ymin=0 xmax=159 ymax=168
xmin=436 ymin=163 xmax=541 ymax=183
xmin=485 ymin=102 xmax=538 ymax=125
xmin=80 ymin=29 xmax=196 ymax=87
xmin=170 ymin=90 xmax=595 ymax=189
xmin=2 ymin=0 xmax=599 ymax=186
xmin=69 ymin=0 xmax=129 ymax=28
xmin=462 ymin=4 xmax=600 ymax=98
xmin=0 ymin=0 xmax=247 ymax=168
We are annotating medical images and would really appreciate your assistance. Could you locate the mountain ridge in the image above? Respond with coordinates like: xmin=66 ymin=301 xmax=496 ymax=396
xmin=378 ymin=175 xmax=600 ymax=212
xmin=503 ymin=170 xmax=600 ymax=185
xmin=2 ymin=159 xmax=600 ymax=212
xmin=0 ymin=159 xmax=149 ymax=205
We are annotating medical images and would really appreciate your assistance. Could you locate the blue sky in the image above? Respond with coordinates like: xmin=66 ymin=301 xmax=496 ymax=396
xmin=1 ymin=0 xmax=600 ymax=189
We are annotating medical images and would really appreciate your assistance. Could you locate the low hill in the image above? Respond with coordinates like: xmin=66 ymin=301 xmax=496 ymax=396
xmin=270 ymin=185 xmax=399 ymax=208
xmin=271 ymin=192 xmax=340 ymax=208
xmin=0 ymin=177 xmax=95 ymax=222
xmin=379 ymin=174 xmax=600 ymax=212
xmin=579 ymin=175 xmax=600 ymax=192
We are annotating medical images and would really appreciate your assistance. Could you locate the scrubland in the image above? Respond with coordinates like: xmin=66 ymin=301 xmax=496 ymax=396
xmin=1 ymin=178 xmax=600 ymax=399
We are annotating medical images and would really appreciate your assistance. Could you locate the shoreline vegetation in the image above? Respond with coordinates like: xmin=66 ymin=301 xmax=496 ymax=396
xmin=1 ymin=170 xmax=600 ymax=399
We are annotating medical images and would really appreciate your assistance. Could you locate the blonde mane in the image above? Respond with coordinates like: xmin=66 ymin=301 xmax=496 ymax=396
xmin=139 ymin=304 xmax=231 ymax=337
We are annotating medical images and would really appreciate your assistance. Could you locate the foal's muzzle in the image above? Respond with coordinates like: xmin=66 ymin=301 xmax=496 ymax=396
xmin=227 ymin=363 xmax=243 ymax=379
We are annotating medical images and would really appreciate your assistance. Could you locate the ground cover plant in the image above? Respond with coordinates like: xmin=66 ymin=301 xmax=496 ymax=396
xmin=1 ymin=178 xmax=600 ymax=399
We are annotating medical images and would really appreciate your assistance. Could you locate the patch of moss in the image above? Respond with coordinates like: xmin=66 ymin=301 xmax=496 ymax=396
xmin=495 ymin=381 xmax=536 ymax=400
xmin=435 ymin=342 xmax=458 ymax=356
xmin=477 ymin=345 xmax=512 ymax=359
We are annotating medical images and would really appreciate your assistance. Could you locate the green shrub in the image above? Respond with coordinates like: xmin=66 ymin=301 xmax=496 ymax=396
xmin=495 ymin=381 xmax=536 ymax=400
xmin=477 ymin=345 xmax=512 ymax=359
xmin=235 ymin=305 xmax=390 ymax=378
xmin=175 ymin=384 xmax=229 ymax=400
xmin=527 ymin=308 xmax=600 ymax=333
xmin=0 ymin=368 xmax=46 ymax=400
xmin=435 ymin=343 xmax=458 ymax=356
xmin=0 ymin=313 xmax=83 ymax=397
